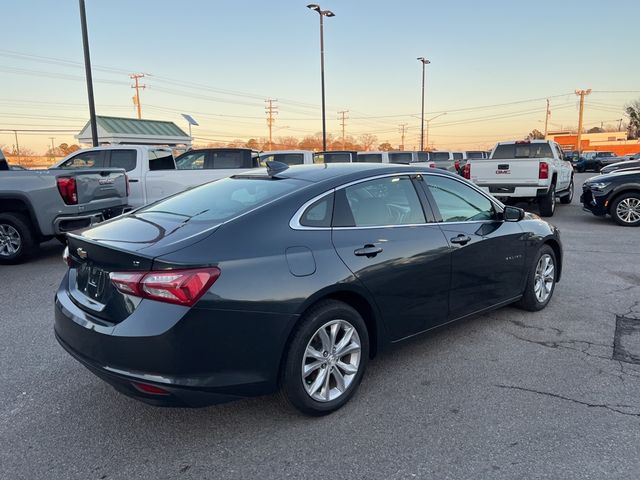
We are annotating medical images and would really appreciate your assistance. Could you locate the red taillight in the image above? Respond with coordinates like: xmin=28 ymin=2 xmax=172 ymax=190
xmin=57 ymin=177 xmax=78 ymax=205
xmin=454 ymin=160 xmax=461 ymax=171
xmin=109 ymin=267 xmax=221 ymax=306
xmin=539 ymin=161 xmax=549 ymax=179
xmin=132 ymin=382 xmax=170 ymax=395
xmin=463 ymin=163 xmax=471 ymax=179
xmin=429 ymin=162 xmax=436 ymax=168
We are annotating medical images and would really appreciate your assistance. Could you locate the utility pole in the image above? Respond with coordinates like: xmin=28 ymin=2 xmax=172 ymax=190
xmin=575 ymin=89 xmax=592 ymax=153
xmin=265 ymin=99 xmax=278 ymax=151
xmin=13 ymin=130 xmax=20 ymax=159
xmin=49 ymin=137 xmax=56 ymax=160
xmin=338 ymin=110 xmax=349 ymax=149
xmin=79 ymin=0 xmax=98 ymax=147
xmin=543 ymin=99 xmax=550 ymax=137
xmin=130 ymin=73 xmax=146 ymax=119
xmin=399 ymin=123 xmax=408 ymax=151
xmin=618 ymin=118 xmax=624 ymax=131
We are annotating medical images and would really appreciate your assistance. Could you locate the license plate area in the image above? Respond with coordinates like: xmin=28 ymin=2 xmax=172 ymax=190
xmin=75 ymin=262 xmax=112 ymax=306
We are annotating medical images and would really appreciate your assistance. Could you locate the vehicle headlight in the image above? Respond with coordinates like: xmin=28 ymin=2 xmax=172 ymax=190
xmin=586 ymin=182 xmax=610 ymax=191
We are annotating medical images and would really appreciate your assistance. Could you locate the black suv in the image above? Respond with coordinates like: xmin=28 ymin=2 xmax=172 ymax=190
xmin=581 ymin=170 xmax=640 ymax=226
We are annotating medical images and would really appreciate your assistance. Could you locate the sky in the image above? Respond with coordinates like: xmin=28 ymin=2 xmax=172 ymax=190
xmin=2 ymin=0 xmax=640 ymax=154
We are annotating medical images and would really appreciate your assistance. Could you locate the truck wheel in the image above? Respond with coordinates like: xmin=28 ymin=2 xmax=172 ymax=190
xmin=538 ymin=184 xmax=556 ymax=217
xmin=610 ymin=193 xmax=640 ymax=227
xmin=0 ymin=213 xmax=37 ymax=264
xmin=559 ymin=178 xmax=574 ymax=204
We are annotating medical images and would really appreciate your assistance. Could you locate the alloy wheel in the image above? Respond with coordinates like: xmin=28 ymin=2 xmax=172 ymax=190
xmin=534 ymin=254 xmax=554 ymax=303
xmin=616 ymin=197 xmax=640 ymax=224
xmin=301 ymin=319 xmax=361 ymax=402
xmin=0 ymin=223 xmax=21 ymax=257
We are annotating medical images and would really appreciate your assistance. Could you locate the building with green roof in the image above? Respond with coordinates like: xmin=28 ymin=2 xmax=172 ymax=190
xmin=76 ymin=116 xmax=191 ymax=147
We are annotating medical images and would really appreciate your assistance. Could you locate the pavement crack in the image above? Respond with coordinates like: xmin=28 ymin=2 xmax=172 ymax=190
xmin=508 ymin=319 xmax=563 ymax=335
xmin=507 ymin=332 xmax=611 ymax=360
xmin=496 ymin=384 xmax=640 ymax=418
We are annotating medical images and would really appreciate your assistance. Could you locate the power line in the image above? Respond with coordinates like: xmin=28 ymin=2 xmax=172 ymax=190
xmin=398 ymin=123 xmax=408 ymax=150
xmin=130 ymin=73 xmax=146 ymax=119
xmin=265 ymin=99 xmax=278 ymax=150
xmin=338 ymin=110 xmax=349 ymax=148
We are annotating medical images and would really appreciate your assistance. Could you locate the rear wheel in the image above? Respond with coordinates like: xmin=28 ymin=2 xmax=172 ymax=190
xmin=610 ymin=193 xmax=640 ymax=227
xmin=281 ymin=300 xmax=369 ymax=416
xmin=538 ymin=184 xmax=556 ymax=217
xmin=560 ymin=178 xmax=574 ymax=204
xmin=516 ymin=245 xmax=557 ymax=311
xmin=0 ymin=213 xmax=36 ymax=264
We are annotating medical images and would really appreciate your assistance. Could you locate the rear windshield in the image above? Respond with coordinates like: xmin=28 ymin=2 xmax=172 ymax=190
xmin=260 ymin=153 xmax=305 ymax=166
xmin=149 ymin=150 xmax=175 ymax=170
xmin=492 ymin=143 xmax=553 ymax=159
xmin=466 ymin=151 xmax=485 ymax=159
xmin=388 ymin=152 xmax=413 ymax=164
xmin=431 ymin=152 xmax=450 ymax=161
xmin=356 ymin=154 xmax=383 ymax=163
xmin=139 ymin=177 xmax=301 ymax=223
xmin=322 ymin=153 xmax=352 ymax=163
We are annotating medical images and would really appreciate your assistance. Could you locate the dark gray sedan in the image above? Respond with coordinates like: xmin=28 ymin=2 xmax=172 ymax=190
xmin=55 ymin=163 xmax=562 ymax=415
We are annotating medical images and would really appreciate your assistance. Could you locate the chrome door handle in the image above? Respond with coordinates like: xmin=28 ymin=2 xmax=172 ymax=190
xmin=450 ymin=234 xmax=471 ymax=245
xmin=354 ymin=244 xmax=383 ymax=258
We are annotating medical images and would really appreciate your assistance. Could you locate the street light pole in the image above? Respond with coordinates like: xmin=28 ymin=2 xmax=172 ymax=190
xmin=79 ymin=0 xmax=98 ymax=147
xmin=307 ymin=4 xmax=335 ymax=152
xmin=425 ymin=112 xmax=446 ymax=151
xmin=417 ymin=57 xmax=430 ymax=151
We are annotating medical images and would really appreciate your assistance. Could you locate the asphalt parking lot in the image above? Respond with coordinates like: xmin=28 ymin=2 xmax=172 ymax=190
xmin=1 ymin=172 xmax=639 ymax=480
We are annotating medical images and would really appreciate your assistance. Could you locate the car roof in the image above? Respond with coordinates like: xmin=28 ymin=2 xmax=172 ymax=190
xmin=237 ymin=162 xmax=448 ymax=184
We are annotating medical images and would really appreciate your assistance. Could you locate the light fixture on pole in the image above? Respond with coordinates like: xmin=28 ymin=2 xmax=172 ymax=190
xmin=307 ymin=4 xmax=335 ymax=152
xmin=425 ymin=112 xmax=446 ymax=151
xmin=417 ymin=57 xmax=430 ymax=151
xmin=181 ymin=114 xmax=199 ymax=148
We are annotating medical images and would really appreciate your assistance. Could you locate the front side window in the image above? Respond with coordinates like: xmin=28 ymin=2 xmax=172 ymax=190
xmin=334 ymin=176 xmax=425 ymax=227
xmin=59 ymin=150 xmax=103 ymax=169
xmin=175 ymin=151 xmax=205 ymax=170
xmin=426 ymin=175 xmax=495 ymax=222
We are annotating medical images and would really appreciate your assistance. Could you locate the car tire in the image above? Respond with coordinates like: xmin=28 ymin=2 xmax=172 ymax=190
xmin=538 ymin=184 xmax=556 ymax=217
xmin=0 ymin=212 xmax=37 ymax=265
xmin=516 ymin=245 xmax=557 ymax=312
xmin=280 ymin=300 xmax=369 ymax=416
xmin=610 ymin=193 xmax=640 ymax=227
xmin=559 ymin=178 xmax=574 ymax=204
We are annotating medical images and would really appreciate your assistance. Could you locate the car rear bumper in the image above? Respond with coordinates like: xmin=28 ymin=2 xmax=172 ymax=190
xmin=477 ymin=185 xmax=546 ymax=200
xmin=53 ymin=206 xmax=131 ymax=235
xmin=54 ymin=276 xmax=298 ymax=407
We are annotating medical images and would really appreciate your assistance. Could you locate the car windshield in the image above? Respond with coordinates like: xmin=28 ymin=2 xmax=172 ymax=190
xmin=138 ymin=177 xmax=302 ymax=223
xmin=466 ymin=151 xmax=485 ymax=159
xmin=493 ymin=143 xmax=553 ymax=159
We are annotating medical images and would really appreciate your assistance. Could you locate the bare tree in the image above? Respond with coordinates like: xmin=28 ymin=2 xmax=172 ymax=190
xmin=358 ymin=134 xmax=378 ymax=151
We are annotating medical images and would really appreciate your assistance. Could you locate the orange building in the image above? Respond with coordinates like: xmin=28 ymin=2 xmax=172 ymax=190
xmin=547 ymin=131 xmax=640 ymax=156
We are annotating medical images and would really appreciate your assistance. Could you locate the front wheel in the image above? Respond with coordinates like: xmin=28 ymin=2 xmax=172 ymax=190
xmin=516 ymin=245 xmax=557 ymax=312
xmin=538 ymin=184 xmax=556 ymax=217
xmin=281 ymin=300 xmax=369 ymax=416
xmin=610 ymin=193 xmax=640 ymax=227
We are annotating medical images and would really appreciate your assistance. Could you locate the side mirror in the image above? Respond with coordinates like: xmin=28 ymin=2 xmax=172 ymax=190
xmin=503 ymin=206 xmax=525 ymax=222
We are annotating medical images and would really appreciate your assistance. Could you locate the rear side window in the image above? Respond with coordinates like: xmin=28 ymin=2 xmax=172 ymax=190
xmin=431 ymin=152 xmax=450 ymax=161
xmin=175 ymin=151 xmax=206 ymax=170
xmin=417 ymin=152 xmax=429 ymax=162
xmin=453 ymin=153 xmax=463 ymax=160
xmin=149 ymin=150 xmax=176 ymax=170
xmin=141 ymin=177 xmax=302 ymax=223
xmin=323 ymin=153 xmax=352 ymax=163
xmin=59 ymin=150 xmax=104 ymax=169
xmin=493 ymin=143 xmax=553 ymax=159
xmin=334 ymin=176 xmax=425 ymax=227
xmin=466 ymin=151 xmax=484 ymax=159
xmin=357 ymin=154 xmax=383 ymax=163
xmin=109 ymin=150 xmax=137 ymax=171
xmin=300 ymin=193 xmax=334 ymax=227
xmin=426 ymin=175 xmax=495 ymax=222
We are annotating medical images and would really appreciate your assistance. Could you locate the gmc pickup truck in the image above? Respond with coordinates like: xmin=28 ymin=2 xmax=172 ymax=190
xmin=0 ymin=150 xmax=128 ymax=264
xmin=464 ymin=140 xmax=574 ymax=217
xmin=52 ymin=146 xmax=257 ymax=208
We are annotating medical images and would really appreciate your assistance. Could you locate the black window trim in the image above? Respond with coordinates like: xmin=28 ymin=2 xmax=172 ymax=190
xmin=289 ymin=172 xmax=501 ymax=230
xmin=106 ymin=148 xmax=138 ymax=172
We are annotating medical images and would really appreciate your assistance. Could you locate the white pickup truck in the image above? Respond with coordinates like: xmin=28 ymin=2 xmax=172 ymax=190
xmin=52 ymin=146 xmax=256 ymax=208
xmin=464 ymin=140 xmax=574 ymax=217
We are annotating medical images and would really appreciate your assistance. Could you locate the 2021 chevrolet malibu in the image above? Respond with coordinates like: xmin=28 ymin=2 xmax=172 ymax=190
xmin=55 ymin=162 xmax=562 ymax=415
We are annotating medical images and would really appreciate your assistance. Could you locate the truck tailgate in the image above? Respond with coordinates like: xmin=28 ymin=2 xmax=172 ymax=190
xmin=73 ymin=169 xmax=128 ymax=205
xmin=470 ymin=158 xmax=541 ymax=185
